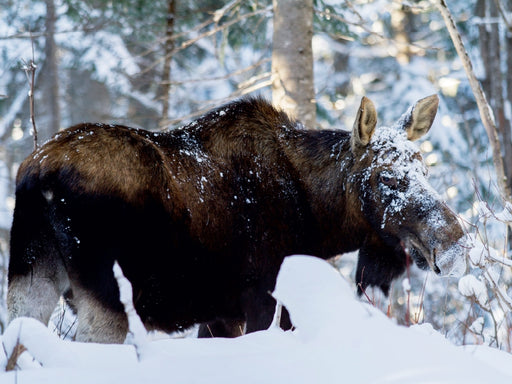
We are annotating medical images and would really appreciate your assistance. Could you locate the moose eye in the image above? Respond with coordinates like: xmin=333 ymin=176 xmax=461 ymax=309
xmin=379 ymin=174 xmax=398 ymax=188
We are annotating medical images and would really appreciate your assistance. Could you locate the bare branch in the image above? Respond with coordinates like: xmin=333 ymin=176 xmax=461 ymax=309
xmin=315 ymin=7 xmax=440 ymax=53
xmin=494 ymin=0 xmax=512 ymax=31
xmin=5 ymin=343 xmax=26 ymax=371
xmin=163 ymin=57 xmax=270 ymax=86
xmin=0 ymin=23 xmax=109 ymax=40
xmin=160 ymin=75 xmax=272 ymax=128
xmin=21 ymin=56 xmax=38 ymax=151
xmin=139 ymin=6 xmax=271 ymax=76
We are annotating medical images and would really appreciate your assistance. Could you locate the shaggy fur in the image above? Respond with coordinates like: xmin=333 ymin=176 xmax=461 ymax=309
xmin=8 ymin=96 xmax=465 ymax=343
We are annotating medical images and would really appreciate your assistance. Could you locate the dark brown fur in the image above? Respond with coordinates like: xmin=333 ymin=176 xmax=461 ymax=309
xmin=7 ymin=96 xmax=466 ymax=343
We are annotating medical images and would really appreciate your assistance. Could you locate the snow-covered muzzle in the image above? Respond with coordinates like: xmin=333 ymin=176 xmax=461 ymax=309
xmin=353 ymin=122 xmax=468 ymax=277
xmin=402 ymin=206 xmax=468 ymax=277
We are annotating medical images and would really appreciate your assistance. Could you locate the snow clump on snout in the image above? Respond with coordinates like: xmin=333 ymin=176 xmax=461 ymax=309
xmin=434 ymin=234 xmax=469 ymax=277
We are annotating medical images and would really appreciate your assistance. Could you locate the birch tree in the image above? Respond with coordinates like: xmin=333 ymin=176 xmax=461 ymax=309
xmin=42 ymin=0 xmax=60 ymax=141
xmin=271 ymin=0 xmax=316 ymax=129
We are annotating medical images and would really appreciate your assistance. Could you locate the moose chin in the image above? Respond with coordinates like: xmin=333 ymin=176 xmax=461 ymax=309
xmin=7 ymin=95 xmax=467 ymax=343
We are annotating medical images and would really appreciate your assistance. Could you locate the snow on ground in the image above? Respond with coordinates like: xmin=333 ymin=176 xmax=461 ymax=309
xmin=1 ymin=255 xmax=512 ymax=383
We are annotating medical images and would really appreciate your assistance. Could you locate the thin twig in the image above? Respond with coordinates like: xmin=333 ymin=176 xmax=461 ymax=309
xmin=5 ymin=322 xmax=25 ymax=372
xmin=494 ymin=0 xmax=512 ymax=31
xmin=404 ymin=247 xmax=411 ymax=326
xmin=315 ymin=8 xmax=440 ymax=53
xmin=5 ymin=343 xmax=26 ymax=372
xmin=357 ymin=266 xmax=375 ymax=306
xmin=139 ymin=6 xmax=271 ymax=76
xmin=163 ymin=58 xmax=270 ymax=86
xmin=160 ymin=76 xmax=272 ymax=128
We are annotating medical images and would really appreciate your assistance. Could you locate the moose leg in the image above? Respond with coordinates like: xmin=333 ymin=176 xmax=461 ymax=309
xmin=197 ymin=318 xmax=246 ymax=338
xmin=71 ymin=283 xmax=128 ymax=344
xmin=244 ymin=291 xmax=292 ymax=334
xmin=7 ymin=269 xmax=66 ymax=326
xmin=8 ymin=205 xmax=69 ymax=326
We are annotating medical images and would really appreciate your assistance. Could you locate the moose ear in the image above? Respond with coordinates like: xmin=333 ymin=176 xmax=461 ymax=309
xmin=401 ymin=94 xmax=439 ymax=141
xmin=351 ymin=96 xmax=377 ymax=151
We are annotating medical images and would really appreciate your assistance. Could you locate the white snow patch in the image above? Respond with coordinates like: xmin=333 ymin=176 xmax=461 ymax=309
xmin=468 ymin=238 xmax=487 ymax=266
xmin=458 ymin=274 xmax=488 ymax=305
xmin=113 ymin=262 xmax=148 ymax=357
xmin=1 ymin=256 xmax=510 ymax=383
xmin=469 ymin=317 xmax=484 ymax=334
xmin=402 ymin=277 xmax=411 ymax=293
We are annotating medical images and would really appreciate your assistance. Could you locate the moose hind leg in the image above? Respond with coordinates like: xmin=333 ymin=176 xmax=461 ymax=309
xmin=71 ymin=283 xmax=128 ymax=344
xmin=8 ymin=179 xmax=72 ymax=325
xmin=8 ymin=234 xmax=70 ymax=326
xmin=7 ymin=268 xmax=67 ymax=326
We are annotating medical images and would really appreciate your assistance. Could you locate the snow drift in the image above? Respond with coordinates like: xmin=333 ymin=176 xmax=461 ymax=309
xmin=1 ymin=255 xmax=511 ymax=383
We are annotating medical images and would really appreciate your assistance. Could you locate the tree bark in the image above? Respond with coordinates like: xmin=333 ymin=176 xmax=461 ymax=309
xmin=489 ymin=1 xmax=512 ymax=195
xmin=161 ymin=0 xmax=175 ymax=126
xmin=44 ymin=0 xmax=60 ymax=136
xmin=507 ymin=30 xmax=512 ymax=132
xmin=390 ymin=6 xmax=412 ymax=64
xmin=271 ymin=0 xmax=316 ymax=129
xmin=476 ymin=0 xmax=512 ymax=196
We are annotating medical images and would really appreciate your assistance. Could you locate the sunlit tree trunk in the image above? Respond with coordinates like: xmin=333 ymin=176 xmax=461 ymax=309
xmin=44 ymin=0 xmax=60 ymax=137
xmin=161 ymin=0 xmax=175 ymax=126
xmin=271 ymin=0 xmax=316 ymax=129
xmin=390 ymin=6 xmax=412 ymax=64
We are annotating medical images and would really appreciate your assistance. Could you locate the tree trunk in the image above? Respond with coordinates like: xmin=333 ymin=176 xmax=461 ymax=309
xmin=475 ymin=0 xmax=491 ymax=97
xmin=271 ymin=0 xmax=316 ymax=129
xmin=44 ymin=0 xmax=60 ymax=136
xmin=507 ymin=31 xmax=512 ymax=133
xmin=476 ymin=0 xmax=512 ymax=194
xmin=436 ymin=0 xmax=511 ymax=199
xmin=161 ymin=0 xmax=175 ymax=126
xmin=390 ymin=6 xmax=412 ymax=64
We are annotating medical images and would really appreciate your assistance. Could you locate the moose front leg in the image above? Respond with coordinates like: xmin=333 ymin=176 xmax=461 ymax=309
xmin=197 ymin=318 xmax=246 ymax=338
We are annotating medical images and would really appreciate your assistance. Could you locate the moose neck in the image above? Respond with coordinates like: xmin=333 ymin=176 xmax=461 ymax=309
xmin=280 ymin=127 xmax=371 ymax=257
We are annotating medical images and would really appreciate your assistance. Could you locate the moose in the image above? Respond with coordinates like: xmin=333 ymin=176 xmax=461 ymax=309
xmin=8 ymin=95 xmax=467 ymax=343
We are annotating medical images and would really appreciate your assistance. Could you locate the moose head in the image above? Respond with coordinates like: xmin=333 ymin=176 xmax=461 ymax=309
xmin=347 ymin=95 xmax=467 ymax=293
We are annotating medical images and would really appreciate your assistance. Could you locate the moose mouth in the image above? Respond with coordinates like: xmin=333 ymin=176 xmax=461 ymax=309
xmin=403 ymin=235 xmax=466 ymax=277
xmin=403 ymin=236 xmax=442 ymax=275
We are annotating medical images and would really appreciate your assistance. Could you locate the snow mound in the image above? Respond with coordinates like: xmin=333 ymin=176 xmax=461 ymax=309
xmin=1 ymin=255 xmax=511 ymax=383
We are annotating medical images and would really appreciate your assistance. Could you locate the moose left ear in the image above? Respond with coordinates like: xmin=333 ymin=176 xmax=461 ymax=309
xmin=351 ymin=96 xmax=377 ymax=151
xmin=401 ymin=94 xmax=439 ymax=141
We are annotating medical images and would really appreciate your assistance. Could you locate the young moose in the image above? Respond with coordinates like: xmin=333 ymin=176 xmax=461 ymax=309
xmin=8 ymin=95 xmax=467 ymax=343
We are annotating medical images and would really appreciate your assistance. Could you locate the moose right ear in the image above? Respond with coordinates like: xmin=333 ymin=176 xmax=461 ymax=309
xmin=351 ymin=97 xmax=377 ymax=151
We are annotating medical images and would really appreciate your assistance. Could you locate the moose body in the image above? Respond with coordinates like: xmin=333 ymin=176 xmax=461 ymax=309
xmin=8 ymin=96 xmax=467 ymax=343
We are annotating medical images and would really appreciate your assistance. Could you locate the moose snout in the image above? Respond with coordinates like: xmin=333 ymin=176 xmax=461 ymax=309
xmin=418 ymin=201 xmax=469 ymax=278
xmin=432 ymin=236 xmax=468 ymax=277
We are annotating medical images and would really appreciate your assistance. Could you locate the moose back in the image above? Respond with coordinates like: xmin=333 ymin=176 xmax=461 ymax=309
xmin=8 ymin=96 xmax=467 ymax=343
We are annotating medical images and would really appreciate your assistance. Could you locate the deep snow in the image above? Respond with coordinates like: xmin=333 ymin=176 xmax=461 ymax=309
xmin=1 ymin=255 xmax=512 ymax=383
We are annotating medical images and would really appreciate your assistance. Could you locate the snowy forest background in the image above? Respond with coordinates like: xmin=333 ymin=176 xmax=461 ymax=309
xmin=1 ymin=0 xmax=512 ymax=356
